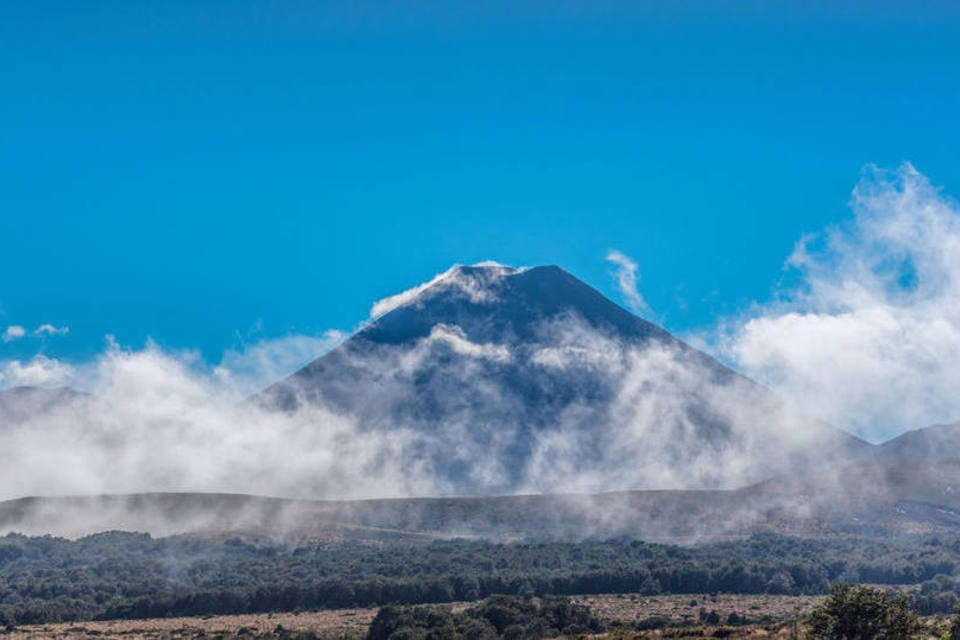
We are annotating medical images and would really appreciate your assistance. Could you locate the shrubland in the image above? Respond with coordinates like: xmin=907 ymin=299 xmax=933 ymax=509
xmin=1 ymin=532 xmax=959 ymax=625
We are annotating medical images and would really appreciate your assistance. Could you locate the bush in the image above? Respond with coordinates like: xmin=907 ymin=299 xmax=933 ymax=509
xmin=808 ymin=584 xmax=920 ymax=640
xmin=634 ymin=615 xmax=672 ymax=630
xmin=366 ymin=596 xmax=603 ymax=640
xmin=949 ymin=608 xmax=960 ymax=640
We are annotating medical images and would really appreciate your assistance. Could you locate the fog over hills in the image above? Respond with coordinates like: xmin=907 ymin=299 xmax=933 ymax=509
xmin=3 ymin=457 xmax=960 ymax=541
xmin=878 ymin=421 xmax=960 ymax=460
xmin=0 ymin=386 xmax=86 ymax=424
xmin=1 ymin=262 xmax=958 ymax=540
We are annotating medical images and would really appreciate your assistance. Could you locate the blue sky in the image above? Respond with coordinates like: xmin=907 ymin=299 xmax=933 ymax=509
xmin=2 ymin=1 xmax=959 ymax=368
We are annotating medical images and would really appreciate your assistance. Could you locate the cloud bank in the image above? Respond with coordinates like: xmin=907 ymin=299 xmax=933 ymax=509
xmin=1 ymin=163 xmax=959 ymax=508
xmin=719 ymin=164 xmax=960 ymax=440
xmin=0 ymin=342 xmax=433 ymax=502
xmin=0 ymin=313 xmax=836 ymax=504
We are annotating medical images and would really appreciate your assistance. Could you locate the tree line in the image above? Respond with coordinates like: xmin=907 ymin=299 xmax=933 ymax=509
xmin=1 ymin=531 xmax=959 ymax=626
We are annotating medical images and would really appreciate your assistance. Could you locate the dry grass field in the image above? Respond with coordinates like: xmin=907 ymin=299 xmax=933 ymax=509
xmin=573 ymin=593 xmax=825 ymax=624
xmin=5 ymin=607 xmax=376 ymax=639
xmin=5 ymin=593 xmax=953 ymax=640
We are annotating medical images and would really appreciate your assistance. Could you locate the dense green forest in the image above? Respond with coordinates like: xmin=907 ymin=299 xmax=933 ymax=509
xmin=1 ymin=532 xmax=959 ymax=626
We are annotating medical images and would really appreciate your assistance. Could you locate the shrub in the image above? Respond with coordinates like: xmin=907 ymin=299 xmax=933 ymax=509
xmin=366 ymin=596 xmax=602 ymax=640
xmin=808 ymin=584 xmax=920 ymax=640
xmin=634 ymin=615 xmax=672 ymax=630
xmin=949 ymin=608 xmax=960 ymax=640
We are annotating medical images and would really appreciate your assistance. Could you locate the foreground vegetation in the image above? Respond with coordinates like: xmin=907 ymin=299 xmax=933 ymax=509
xmin=2 ymin=532 xmax=960 ymax=626
xmin=808 ymin=585 xmax=920 ymax=640
xmin=367 ymin=595 xmax=604 ymax=640
xmin=7 ymin=591 xmax=959 ymax=640
xmin=365 ymin=589 xmax=954 ymax=640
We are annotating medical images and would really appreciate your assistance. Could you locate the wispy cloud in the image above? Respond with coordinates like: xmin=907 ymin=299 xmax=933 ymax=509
xmin=605 ymin=249 xmax=650 ymax=315
xmin=3 ymin=323 xmax=70 ymax=343
xmin=2 ymin=163 xmax=959 ymax=510
xmin=214 ymin=330 xmax=346 ymax=394
xmin=2 ymin=325 xmax=25 ymax=343
xmin=370 ymin=262 xmax=516 ymax=318
xmin=419 ymin=323 xmax=512 ymax=363
xmin=33 ymin=324 xmax=69 ymax=337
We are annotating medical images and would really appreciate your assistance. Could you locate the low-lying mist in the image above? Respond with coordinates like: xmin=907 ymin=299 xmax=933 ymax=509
xmin=1 ymin=163 xmax=959 ymax=524
xmin=0 ymin=317 xmax=838 ymax=502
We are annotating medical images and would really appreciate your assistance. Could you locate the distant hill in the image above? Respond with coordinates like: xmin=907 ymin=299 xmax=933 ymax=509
xmin=0 ymin=385 xmax=85 ymax=425
xmin=262 ymin=264 xmax=870 ymax=493
xmin=878 ymin=421 xmax=960 ymax=460
xmin=4 ymin=457 xmax=959 ymax=541
xmin=5 ymin=264 xmax=959 ymax=541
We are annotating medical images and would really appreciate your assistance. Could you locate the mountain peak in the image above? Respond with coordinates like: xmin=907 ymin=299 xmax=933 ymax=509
xmin=369 ymin=262 xmax=519 ymax=319
xmin=262 ymin=262 xmax=871 ymax=495
xmin=878 ymin=420 xmax=960 ymax=459
xmin=360 ymin=263 xmax=668 ymax=348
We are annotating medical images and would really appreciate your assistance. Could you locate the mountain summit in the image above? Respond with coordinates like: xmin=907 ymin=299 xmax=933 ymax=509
xmin=264 ymin=264 xmax=869 ymax=495
xmin=361 ymin=264 xmax=674 ymax=346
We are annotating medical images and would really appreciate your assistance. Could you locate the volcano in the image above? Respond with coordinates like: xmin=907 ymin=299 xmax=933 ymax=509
xmin=263 ymin=264 xmax=870 ymax=494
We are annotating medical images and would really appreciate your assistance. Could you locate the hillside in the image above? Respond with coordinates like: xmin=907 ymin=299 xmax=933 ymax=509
xmin=878 ymin=421 xmax=960 ymax=460
xmin=4 ymin=457 xmax=960 ymax=541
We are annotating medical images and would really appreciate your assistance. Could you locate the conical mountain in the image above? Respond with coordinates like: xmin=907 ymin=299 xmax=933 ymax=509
xmin=264 ymin=264 xmax=870 ymax=494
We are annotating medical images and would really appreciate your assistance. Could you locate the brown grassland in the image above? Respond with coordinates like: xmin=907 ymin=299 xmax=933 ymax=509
xmin=4 ymin=593 xmax=955 ymax=640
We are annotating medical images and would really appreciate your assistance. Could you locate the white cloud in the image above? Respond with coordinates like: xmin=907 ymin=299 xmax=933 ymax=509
xmin=520 ymin=315 xmax=845 ymax=494
xmin=33 ymin=323 xmax=69 ymax=337
xmin=1 ymin=324 xmax=70 ymax=342
xmin=2 ymin=325 xmax=25 ymax=342
xmin=0 ymin=355 xmax=75 ymax=387
xmin=605 ymin=249 xmax=650 ymax=315
xmin=424 ymin=324 xmax=511 ymax=362
xmin=6 ymin=165 xmax=960 ymax=514
xmin=0 ymin=342 xmax=435 ymax=503
xmin=214 ymin=330 xmax=346 ymax=394
xmin=370 ymin=262 xmax=516 ymax=318
xmin=531 ymin=315 xmax=625 ymax=371
xmin=719 ymin=163 xmax=960 ymax=439
xmin=0 ymin=305 xmax=860 ymax=511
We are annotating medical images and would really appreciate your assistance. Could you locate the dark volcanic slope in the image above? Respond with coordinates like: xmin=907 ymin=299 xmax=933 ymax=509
xmin=265 ymin=265 xmax=695 ymax=412
xmin=362 ymin=265 xmax=676 ymax=345
xmin=263 ymin=264 xmax=870 ymax=493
